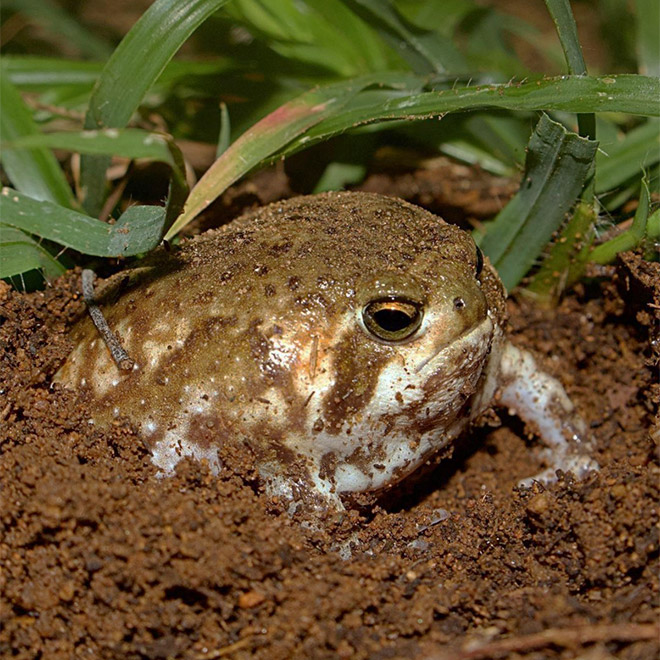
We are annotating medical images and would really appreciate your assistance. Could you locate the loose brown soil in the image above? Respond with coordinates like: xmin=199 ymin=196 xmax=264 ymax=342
xmin=1 ymin=169 xmax=658 ymax=660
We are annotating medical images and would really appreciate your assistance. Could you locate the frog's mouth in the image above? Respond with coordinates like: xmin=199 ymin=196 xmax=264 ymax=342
xmin=413 ymin=313 xmax=494 ymax=374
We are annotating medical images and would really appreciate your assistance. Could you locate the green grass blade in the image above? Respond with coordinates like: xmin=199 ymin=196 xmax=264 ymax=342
xmin=439 ymin=140 xmax=515 ymax=177
xmin=281 ymin=75 xmax=658 ymax=159
xmin=81 ymin=0 xmax=230 ymax=216
xmin=3 ymin=0 xmax=113 ymax=60
xmin=525 ymin=198 xmax=597 ymax=303
xmin=2 ymin=56 xmax=232 ymax=92
xmin=227 ymin=0 xmax=396 ymax=75
xmin=479 ymin=114 xmax=598 ymax=290
xmin=216 ymin=103 xmax=231 ymax=158
xmin=0 ymin=188 xmax=166 ymax=258
xmin=1 ymin=57 xmax=103 ymax=90
xmin=463 ymin=114 xmax=530 ymax=168
xmin=543 ymin=0 xmax=595 ymax=142
xmin=344 ymin=0 xmax=465 ymax=73
xmin=543 ymin=0 xmax=587 ymax=75
xmin=5 ymin=127 xmax=190 ymax=230
xmin=6 ymin=129 xmax=181 ymax=168
xmin=635 ymin=0 xmax=660 ymax=76
xmin=596 ymin=119 xmax=660 ymax=193
xmin=165 ymin=73 xmax=404 ymax=239
xmin=590 ymin=176 xmax=656 ymax=263
xmin=0 ymin=225 xmax=66 ymax=281
xmin=0 ymin=72 xmax=76 ymax=209
xmin=166 ymin=73 xmax=657 ymax=238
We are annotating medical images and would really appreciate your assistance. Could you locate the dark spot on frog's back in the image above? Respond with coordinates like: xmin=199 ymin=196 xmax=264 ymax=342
xmin=295 ymin=292 xmax=331 ymax=311
xmin=245 ymin=320 xmax=288 ymax=381
xmin=191 ymin=289 xmax=216 ymax=306
xmin=204 ymin=315 xmax=238 ymax=338
xmin=269 ymin=240 xmax=293 ymax=256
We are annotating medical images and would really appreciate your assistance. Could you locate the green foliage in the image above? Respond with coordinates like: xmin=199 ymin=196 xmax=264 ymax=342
xmin=81 ymin=0 xmax=231 ymax=216
xmin=0 ymin=0 xmax=657 ymax=293
xmin=0 ymin=71 xmax=76 ymax=208
xmin=479 ymin=114 xmax=598 ymax=290
xmin=0 ymin=189 xmax=168 ymax=258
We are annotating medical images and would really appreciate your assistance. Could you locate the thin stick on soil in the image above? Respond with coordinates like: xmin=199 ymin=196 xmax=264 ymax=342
xmin=196 ymin=636 xmax=254 ymax=658
xmin=427 ymin=622 xmax=659 ymax=660
xmin=81 ymin=269 xmax=134 ymax=371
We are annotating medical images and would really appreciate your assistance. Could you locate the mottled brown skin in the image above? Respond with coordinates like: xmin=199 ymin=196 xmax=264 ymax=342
xmin=57 ymin=192 xmax=594 ymax=511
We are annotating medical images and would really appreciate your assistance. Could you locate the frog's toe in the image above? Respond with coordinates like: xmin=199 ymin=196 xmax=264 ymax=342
xmin=518 ymin=453 xmax=599 ymax=488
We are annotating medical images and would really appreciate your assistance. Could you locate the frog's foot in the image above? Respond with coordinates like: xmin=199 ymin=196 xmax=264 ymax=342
xmin=498 ymin=341 xmax=599 ymax=486
xmin=518 ymin=452 xmax=600 ymax=487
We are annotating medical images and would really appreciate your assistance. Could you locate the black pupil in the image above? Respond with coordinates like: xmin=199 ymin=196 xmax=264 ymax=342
xmin=373 ymin=308 xmax=414 ymax=332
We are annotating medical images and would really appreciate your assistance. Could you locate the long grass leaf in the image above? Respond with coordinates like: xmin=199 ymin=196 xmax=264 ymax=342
xmin=479 ymin=114 xmax=598 ymax=290
xmin=543 ymin=0 xmax=595 ymax=142
xmin=525 ymin=198 xmax=597 ymax=304
xmin=0 ymin=72 xmax=76 ymax=209
xmin=590 ymin=176 xmax=657 ymax=263
xmin=280 ymin=75 xmax=659 ymax=159
xmin=543 ymin=0 xmax=587 ymax=75
xmin=2 ymin=56 xmax=232 ymax=92
xmin=1 ymin=57 xmax=103 ymax=90
xmin=81 ymin=0 xmax=230 ymax=216
xmin=5 ymin=128 xmax=190 ymax=229
xmin=4 ymin=128 xmax=186 ymax=197
xmin=0 ymin=188 xmax=166 ymax=258
xmin=165 ymin=73 xmax=657 ymax=237
xmin=344 ymin=0 xmax=465 ymax=73
xmin=596 ymin=119 xmax=660 ymax=193
xmin=0 ymin=225 xmax=67 ymax=280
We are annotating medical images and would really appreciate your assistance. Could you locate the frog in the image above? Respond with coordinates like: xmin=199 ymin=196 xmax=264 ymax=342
xmin=54 ymin=191 xmax=597 ymax=512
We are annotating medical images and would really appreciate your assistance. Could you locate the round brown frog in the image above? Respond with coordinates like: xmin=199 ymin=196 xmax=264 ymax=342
xmin=55 ymin=192 xmax=596 ymax=510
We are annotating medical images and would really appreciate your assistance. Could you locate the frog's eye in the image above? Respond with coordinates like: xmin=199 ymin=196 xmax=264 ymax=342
xmin=475 ymin=246 xmax=484 ymax=276
xmin=362 ymin=297 xmax=423 ymax=343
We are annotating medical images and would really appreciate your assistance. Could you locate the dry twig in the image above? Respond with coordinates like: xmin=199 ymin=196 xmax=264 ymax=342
xmin=82 ymin=269 xmax=134 ymax=370
xmin=426 ymin=622 xmax=658 ymax=660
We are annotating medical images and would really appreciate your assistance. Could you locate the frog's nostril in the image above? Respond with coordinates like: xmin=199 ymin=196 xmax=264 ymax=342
xmin=453 ymin=297 xmax=466 ymax=310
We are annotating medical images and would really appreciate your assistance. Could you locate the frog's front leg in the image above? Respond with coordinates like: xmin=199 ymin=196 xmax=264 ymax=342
xmin=498 ymin=341 xmax=599 ymax=485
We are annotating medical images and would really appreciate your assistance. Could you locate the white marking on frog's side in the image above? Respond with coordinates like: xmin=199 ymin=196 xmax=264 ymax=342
xmin=143 ymin=340 xmax=169 ymax=368
xmin=334 ymin=463 xmax=372 ymax=492
xmin=151 ymin=422 xmax=222 ymax=477
xmin=263 ymin=333 xmax=297 ymax=373
xmin=89 ymin=347 xmax=122 ymax=397
xmin=147 ymin=378 xmax=293 ymax=478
